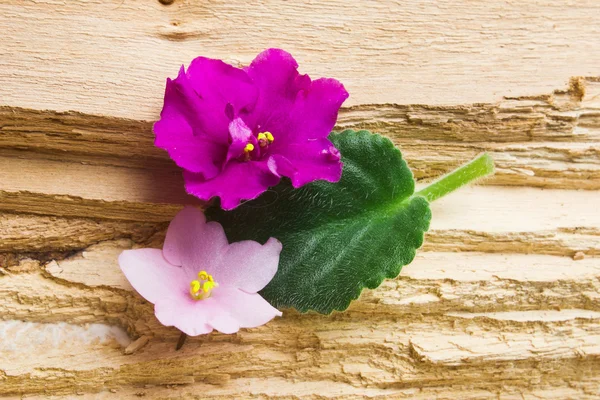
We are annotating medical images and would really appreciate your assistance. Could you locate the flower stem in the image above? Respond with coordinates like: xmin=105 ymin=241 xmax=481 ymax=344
xmin=415 ymin=153 xmax=494 ymax=202
xmin=176 ymin=332 xmax=187 ymax=351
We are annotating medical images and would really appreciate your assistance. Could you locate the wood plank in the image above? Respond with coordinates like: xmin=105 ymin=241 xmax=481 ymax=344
xmin=37 ymin=240 xmax=600 ymax=316
xmin=0 ymin=214 xmax=164 ymax=253
xmin=0 ymin=314 xmax=598 ymax=397
xmin=4 ymin=80 xmax=600 ymax=161
xmin=2 ymin=280 xmax=599 ymax=396
xmin=2 ymin=184 xmax=599 ymax=257
xmin=8 ymin=378 xmax=599 ymax=400
xmin=2 ymin=79 xmax=598 ymax=193
xmin=1 ymin=1 xmax=600 ymax=119
xmin=3 ymin=249 xmax=600 ymax=395
xmin=2 ymin=223 xmax=598 ymax=398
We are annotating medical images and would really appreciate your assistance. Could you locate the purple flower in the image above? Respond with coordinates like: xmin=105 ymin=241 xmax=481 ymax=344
xmin=119 ymin=207 xmax=282 ymax=336
xmin=154 ymin=49 xmax=349 ymax=210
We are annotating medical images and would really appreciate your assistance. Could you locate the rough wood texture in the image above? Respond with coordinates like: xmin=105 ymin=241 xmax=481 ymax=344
xmin=2 ymin=1 xmax=600 ymax=119
xmin=1 ymin=1 xmax=600 ymax=398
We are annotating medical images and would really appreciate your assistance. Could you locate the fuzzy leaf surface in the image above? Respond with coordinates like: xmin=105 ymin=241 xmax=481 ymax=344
xmin=207 ymin=130 xmax=431 ymax=313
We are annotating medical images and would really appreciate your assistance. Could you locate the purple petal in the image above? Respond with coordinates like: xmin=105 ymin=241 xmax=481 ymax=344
xmin=269 ymin=138 xmax=343 ymax=187
xmin=283 ymin=77 xmax=349 ymax=144
xmin=162 ymin=206 xmax=228 ymax=278
xmin=215 ymin=237 xmax=282 ymax=293
xmin=184 ymin=160 xmax=280 ymax=210
xmin=224 ymin=118 xmax=254 ymax=165
xmin=243 ymin=49 xmax=311 ymax=132
xmin=154 ymin=58 xmax=258 ymax=178
xmin=154 ymin=72 xmax=227 ymax=178
xmin=118 ymin=248 xmax=186 ymax=305
xmin=185 ymin=57 xmax=258 ymax=139
xmin=245 ymin=49 xmax=348 ymax=144
xmin=210 ymin=287 xmax=282 ymax=329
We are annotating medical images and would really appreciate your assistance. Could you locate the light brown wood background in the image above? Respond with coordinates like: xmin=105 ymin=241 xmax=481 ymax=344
xmin=1 ymin=1 xmax=600 ymax=398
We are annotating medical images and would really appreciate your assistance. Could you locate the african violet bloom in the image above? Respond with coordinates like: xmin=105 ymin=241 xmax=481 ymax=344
xmin=119 ymin=207 xmax=282 ymax=336
xmin=154 ymin=48 xmax=349 ymax=209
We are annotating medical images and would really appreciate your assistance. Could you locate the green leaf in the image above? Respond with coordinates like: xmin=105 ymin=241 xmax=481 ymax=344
xmin=207 ymin=130 xmax=431 ymax=313
xmin=207 ymin=131 xmax=495 ymax=313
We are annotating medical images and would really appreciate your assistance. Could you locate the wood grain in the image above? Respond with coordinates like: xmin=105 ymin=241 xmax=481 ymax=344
xmin=2 ymin=1 xmax=600 ymax=120
xmin=1 ymin=78 xmax=599 ymax=201
xmin=2 ymin=101 xmax=599 ymax=397
xmin=1 ymin=0 xmax=600 ymax=398
xmin=2 ymin=244 xmax=600 ymax=398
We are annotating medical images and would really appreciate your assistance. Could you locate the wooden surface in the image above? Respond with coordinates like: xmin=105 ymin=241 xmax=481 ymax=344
xmin=1 ymin=1 xmax=600 ymax=398
xmin=2 ymin=0 xmax=600 ymax=118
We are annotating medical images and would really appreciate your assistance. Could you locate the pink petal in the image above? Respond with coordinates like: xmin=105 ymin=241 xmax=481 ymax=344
xmin=155 ymin=291 xmax=234 ymax=335
xmin=123 ymin=207 xmax=282 ymax=337
xmin=206 ymin=312 xmax=240 ymax=334
xmin=183 ymin=160 xmax=280 ymax=210
xmin=118 ymin=248 xmax=186 ymax=305
xmin=215 ymin=237 xmax=282 ymax=293
xmin=269 ymin=138 xmax=343 ymax=187
xmin=154 ymin=295 xmax=214 ymax=336
xmin=211 ymin=287 xmax=282 ymax=329
xmin=162 ymin=206 xmax=228 ymax=278
xmin=154 ymin=287 xmax=281 ymax=336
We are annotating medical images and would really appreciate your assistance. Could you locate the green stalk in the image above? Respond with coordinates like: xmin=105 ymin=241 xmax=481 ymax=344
xmin=415 ymin=153 xmax=495 ymax=202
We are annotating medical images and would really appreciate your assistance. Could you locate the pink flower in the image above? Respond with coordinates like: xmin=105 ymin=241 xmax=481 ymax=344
xmin=154 ymin=48 xmax=349 ymax=210
xmin=118 ymin=207 xmax=282 ymax=336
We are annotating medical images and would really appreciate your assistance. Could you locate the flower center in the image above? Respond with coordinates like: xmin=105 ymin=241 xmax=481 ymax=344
xmin=189 ymin=270 xmax=218 ymax=301
xmin=241 ymin=132 xmax=274 ymax=162
xmin=242 ymin=143 xmax=255 ymax=161
xmin=257 ymin=131 xmax=274 ymax=148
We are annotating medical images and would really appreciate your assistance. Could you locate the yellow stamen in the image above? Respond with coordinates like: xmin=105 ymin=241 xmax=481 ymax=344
xmin=202 ymin=280 xmax=215 ymax=293
xmin=189 ymin=270 xmax=218 ymax=300
xmin=257 ymin=133 xmax=267 ymax=147
xmin=257 ymin=132 xmax=274 ymax=148
xmin=244 ymin=143 xmax=254 ymax=153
